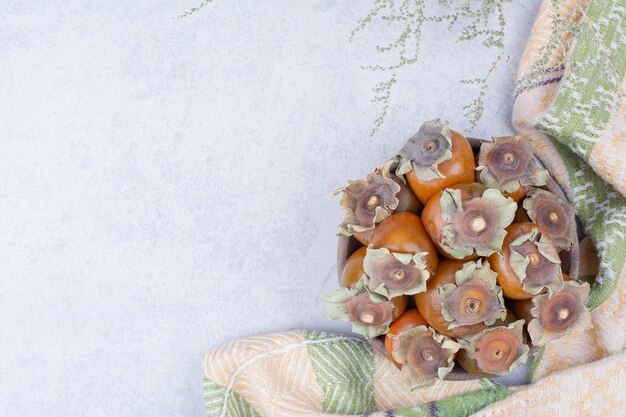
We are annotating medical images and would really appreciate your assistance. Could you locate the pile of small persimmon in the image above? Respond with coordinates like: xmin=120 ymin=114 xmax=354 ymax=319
xmin=325 ymin=119 xmax=592 ymax=390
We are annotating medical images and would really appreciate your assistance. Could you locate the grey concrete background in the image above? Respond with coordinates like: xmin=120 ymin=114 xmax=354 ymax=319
xmin=0 ymin=1 xmax=541 ymax=416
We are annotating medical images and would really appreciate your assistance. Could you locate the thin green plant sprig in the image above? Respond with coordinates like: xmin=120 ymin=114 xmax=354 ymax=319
xmin=174 ymin=0 xmax=624 ymax=138
xmin=176 ymin=0 xmax=216 ymax=19
xmin=352 ymin=0 xmax=514 ymax=135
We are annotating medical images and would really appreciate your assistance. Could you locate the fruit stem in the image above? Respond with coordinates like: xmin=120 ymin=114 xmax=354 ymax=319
xmin=470 ymin=215 xmax=487 ymax=233
xmin=528 ymin=252 xmax=541 ymax=266
xmin=465 ymin=298 xmax=481 ymax=314
xmin=392 ymin=270 xmax=406 ymax=281
xmin=548 ymin=210 xmax=560 ymax=224
xmin=424 ymin=140 xmax=437 ymax=152
xmin=365 ymin=194 xmax=382 ymax=210
xmin=502 ymin=152 xmax=516 ymax=166
xmin=360 ymin=313 xmax=375 ymax=324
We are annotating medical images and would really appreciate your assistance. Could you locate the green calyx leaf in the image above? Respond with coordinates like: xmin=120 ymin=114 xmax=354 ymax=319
xmin=351 ymin=321 xmax=392 ymax=338
xmin=459 ymin=320 xmax=529 ymax=375
xmin=363 ymin=247 xmax=430 ymax=298
xmin=396 ymin=119 xmax=453 ymax=180
xmin=323 ymin=287 xmax=354 ymax=321
xmin=336 ymin=172 xmax=401 ymax=236
xmin=481 ymin=189 xmax=517 ymax=227
xmin=396 ymin=158 xmax=414 ymax=177
xmin=440 ymin=188 xmax=464 ymax=223
xmin=439 ymin=260 xmax=506 ymax=329
xmin=509 ymin=248 xmax=530 ymax=282
xmin=440 ymin=189 xmax=474 ymax=259
xmin=527 ymin=281 xmax=593 ymax=346
xmin=439 ymin=188 xmax=515 ymax=259
xmin=523 ymin=187 xmax=575 ymax=251
xmin=393 ymin=326 xmax=461 ymax=390
xmin=377 ymin=158 xmax=407 ymax=185
xmin=322 ymin=275 xmax=394 ymax=337
xmin=536 ymin=233 xmax=561 ymax=264
xmin=455 ymin=258 xmax=497 ymax=287
xmin=477 ymin=135 xmax=548 ymax=194
xmin=509 ymin=227 xmax=563 ymax=296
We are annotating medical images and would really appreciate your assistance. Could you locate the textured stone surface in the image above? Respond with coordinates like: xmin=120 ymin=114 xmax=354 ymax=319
xmin=0 ymin=1 xmax=540 ymax=415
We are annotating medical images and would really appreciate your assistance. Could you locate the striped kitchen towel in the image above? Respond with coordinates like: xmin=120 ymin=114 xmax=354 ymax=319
xmin=513 ymin=0 xmax=626 ymax=383
xmin=203 ymin=331 xmax=626 ymax=416
xmin=203 ymin=0 xmax=626 ymax=415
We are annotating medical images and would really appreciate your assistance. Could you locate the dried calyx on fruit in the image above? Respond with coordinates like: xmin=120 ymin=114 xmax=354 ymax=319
xmin=393 ymin=119 xmax=475 ymax=205
xmin=385 ymin=309 xmax=427 ymax=369
xmin=523 ymin=188 xmax=575 ymax=251
xmin=363 ymin=247 xmax=430 ymax=298
xmin=433 ymin=185 xmax=516 ymax=259
xmin=477 ymin=136 xmax=549 ymax=200
xmin=513 ymin=281 xmax=592 ymax=346
xmin=335 ymin=173 xmax=401 ymax=238
xmin=438 ymin=260 xmax=506 ymax=329
xmin=323 ymin=276 xmax=396 ymax=337
xmin=369 ymin=212 xmax=439 ymax=276
xmin=457 ymin=320 xmax=529 ymax=377
xmin=391 ymin=326 xmax=460 ymax=390
xmin=508 ymin=227 xmax=563 ymax=296
xmin=341 ymin=249 xmax=413 ymax=314
xmin=489 ymin=223 xmax=565 ymax=300
xmin=376 ymin=160 xmax=422 ymax=214
xmin=415 ymin=259 xmax=495 ymax=338
xmin=396 ymin=119 xmax=453 ymax=181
